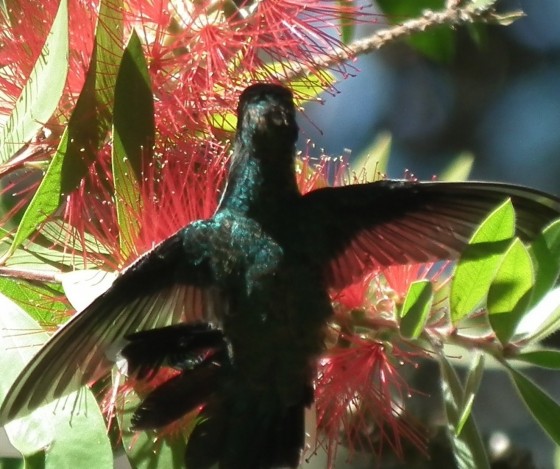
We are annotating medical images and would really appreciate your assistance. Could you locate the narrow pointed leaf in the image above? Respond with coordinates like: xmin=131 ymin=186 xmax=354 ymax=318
xmin=509 ymin=367 xmax=560 ymax=445
xmin=516 ymin=287 xmax=560 ymax=343
xmin=2 ymin=0 xmax=123 ymax=258
xmin=439 ymin=356 xmax=490 ymax=469
xmin=513 ymin=350 xmax=560 ymax=370
xmin=456 ymin=353 xmax=484 ymax=436
xmin=112 ymin=30 xmax=154 ymax=258
xmin=338 ymin=0 xmax=355 ymax=43
xmin=450 ymin=199 xmax=515 ymax=323
xmin=528 ymin=219 xmax=560 ymax=309
xmin=399 ymin=280 xmax=433 ymax=339
xmin=0 ymin=0 xmax=68 ymax=164
xmin=488 ymin=238 xmax=534 ymax=344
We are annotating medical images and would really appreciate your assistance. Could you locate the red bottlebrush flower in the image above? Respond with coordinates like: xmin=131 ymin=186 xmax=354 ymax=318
xmin=0 ymin=0 xmax=376 ymax=272
xmin=332 ymin=270 xmax=378 ymax=312
xmin=296 ymin=154 xmax=350 ymax=195
xmin=314 ymin=335 xmax=427 ymax=467
xmin=381 ymin=261 xmax=452 ymax=315
xmin=132 ymin=140 xmax=229 ymax=256
xmin=55 ymin=138 xmax=229 ymax=269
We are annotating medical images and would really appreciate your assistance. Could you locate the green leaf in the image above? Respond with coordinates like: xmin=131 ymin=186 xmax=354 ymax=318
xmin=509 ymin=367 xmax=560 ymax=445
xmin=513 ymin=350 xmax=560 ymax=370
xmin=439 ymin=355 xmax=490 ymax=469
xmin=0 ymin=0 xmax=68 ymax=164
xmin=207 ymin=112 xmax=237 ymax=133
xmin=209 ymin=65 xmax=336 ymax=132
xmin=0 ymin=277 xmax=67 ymax=325
xmin=2 ymin=0 xmax=124 ymax=259
xmin=516 ymin=287 xmax=560 ymax=343
xmin=2 ymin=131 xmax=70 ymax=260
xmin=487 ymin=239 xmax=534 ymax=344
xmin=0 ymin=294 xmax=112 ymax=467
xmin=528 ymin=219 xmax=560 ymax=309
xmin=23 ymin=452 xmax=44 ymax=469
xmin=119 ymin=385 xmax=188 ymax=468
xmin=439 ymin=151 xmax=474 ymax=182
xmin=457 ymin=353 xmax=485 ymax=436
xmin=0 ymin=457 xmax=25 ymax=469
xmin=112 ymin=29 xmax=154 ymax=258
xmin=450 ymin=200 xmax=515 ymax=323
xmin=376 ymin=0 xmax=455 ymax=62
xmin=399 ymin=280 xmax=433 ymax=339
xmin=338 ymin=0 xmax=355 ymax=43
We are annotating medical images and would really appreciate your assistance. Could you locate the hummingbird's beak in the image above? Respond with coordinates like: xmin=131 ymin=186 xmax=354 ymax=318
xmin=269 ymin=106 xmax=291 ymax=128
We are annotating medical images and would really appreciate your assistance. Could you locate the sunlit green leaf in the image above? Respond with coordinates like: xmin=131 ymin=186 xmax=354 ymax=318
xmin=0 ymin=0 xmax=68 ymax=164
xmin=509 ymin=367 xmax=560 ymax=445
xmin=3 ymin=131 xmax=70 ymax=260
xmin=207 ymin=112 xmax=237 ymax=133
xmin=450 ymin=200 xmax=515 ymax=323
xmin=516 ymin=287 xmax=560 ymax=343
xmin=399 ymin=280 xmax=433 ymax=339
xmin=0 ymin=295 xmax=111 ymax=467
xmin=0 ymin=277 xmax=66 ymax=325
xmin=529 ymin=219 xmax=560 ymax=309
xmin=2 ymin=0 xmax=123 ymax=259
xmin=209 ymin=64 xmax=336 ymax=131
xmin=112 ymin=29 xmax=154 ymax=258
xmin=488 ymin=239 xmax=534 ymax=344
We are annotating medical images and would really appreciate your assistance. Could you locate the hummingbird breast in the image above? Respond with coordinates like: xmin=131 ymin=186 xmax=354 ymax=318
xmin=209 ymin=208 xmax=332 ymax=405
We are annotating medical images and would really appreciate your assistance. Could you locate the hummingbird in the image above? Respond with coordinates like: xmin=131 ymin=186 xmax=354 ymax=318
xmin=1 ymin=83 xmax=560 ymax=468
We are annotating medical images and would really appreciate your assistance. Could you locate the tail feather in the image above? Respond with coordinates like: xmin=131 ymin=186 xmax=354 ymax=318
xmin=185 ymin=393 xmax=307 ymax=469
xmin=121 ymin=323 xmax=310 ymax=467
xmin=131 ymin=364 xmax=223 ymax=430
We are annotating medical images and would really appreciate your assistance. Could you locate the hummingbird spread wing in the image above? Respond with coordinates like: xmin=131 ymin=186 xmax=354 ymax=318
xmin=302 ymin=180 xmax=560 ymax=289
xmin=0 ymin=226 xmax=225 ymax=423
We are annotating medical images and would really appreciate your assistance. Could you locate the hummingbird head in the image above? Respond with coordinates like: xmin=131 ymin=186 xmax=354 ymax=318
xmin=236 ymin=83 xmax=299 ymax=152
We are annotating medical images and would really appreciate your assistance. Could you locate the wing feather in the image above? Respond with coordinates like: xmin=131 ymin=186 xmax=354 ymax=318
xmin=302 ymin=181 xmax=560 ymax=289
xmin=1 ymin=226 xmax=224 ymax=423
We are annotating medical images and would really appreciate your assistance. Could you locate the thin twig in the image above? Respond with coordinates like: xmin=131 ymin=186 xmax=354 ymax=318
xmin=284 ymin=2 xmax=505 ymax=81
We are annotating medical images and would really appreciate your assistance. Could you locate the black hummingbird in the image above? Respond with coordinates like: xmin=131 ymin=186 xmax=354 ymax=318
xmin=2 ymin=83 xmax=560 ymax=468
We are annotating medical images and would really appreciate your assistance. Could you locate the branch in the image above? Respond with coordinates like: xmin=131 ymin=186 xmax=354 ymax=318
xmin=0 ymin=266 xmax=62 ymax=283
xmin=283 ymin=2 xmax=520 ymax=81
